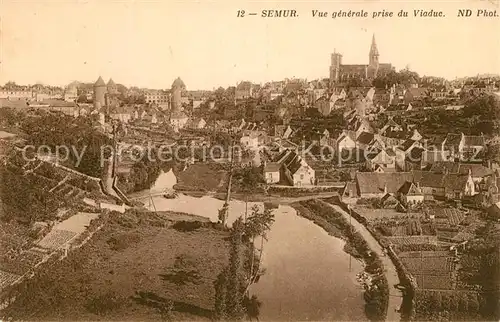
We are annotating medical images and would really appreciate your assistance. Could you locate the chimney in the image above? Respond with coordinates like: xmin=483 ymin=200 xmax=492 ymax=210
xmin=383 ymin=183 xmax=388 ymax=195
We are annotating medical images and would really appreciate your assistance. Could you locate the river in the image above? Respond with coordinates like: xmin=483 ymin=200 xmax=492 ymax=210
xmin=143 ymin=170 xmax=367 ymax=321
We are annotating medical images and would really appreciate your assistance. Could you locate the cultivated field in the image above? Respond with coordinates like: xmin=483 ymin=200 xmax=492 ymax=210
xmin=353 ymin=206 xmax=423 ymax=221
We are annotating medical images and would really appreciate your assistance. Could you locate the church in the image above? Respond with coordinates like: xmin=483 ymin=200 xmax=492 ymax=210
xmin=329 ymin=34 xmax=395 ymax=85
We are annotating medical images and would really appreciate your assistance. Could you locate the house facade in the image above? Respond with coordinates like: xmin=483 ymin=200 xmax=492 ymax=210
xmin=263 ymin=162 xmax=281 ymax=184
xmin=337 ymin=131 xmax=357 ymax=152
xmin=344 ymin=170 xmax=477 ymax=203
xmin=366 ymin=149 xmax=396 ymax=170
xmin=272 ymin=149 xmax=316 ymax=187
xmin=235 ymin=81 xmax=253 ymax=100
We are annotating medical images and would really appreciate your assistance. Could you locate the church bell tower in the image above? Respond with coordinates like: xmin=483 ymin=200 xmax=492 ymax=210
xmin=368 ymin=34 xmax=380 ymax=79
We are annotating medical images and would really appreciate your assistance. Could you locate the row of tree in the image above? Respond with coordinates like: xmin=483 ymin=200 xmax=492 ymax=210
xmin=372 ymin=69 xmax=421 ymax=89
xmin=214 ymin=204 xmax=275 ymax=321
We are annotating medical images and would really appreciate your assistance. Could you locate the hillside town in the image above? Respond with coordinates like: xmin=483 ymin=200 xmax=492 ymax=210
xmin=1 ymin=34 xmax=499 ymax=322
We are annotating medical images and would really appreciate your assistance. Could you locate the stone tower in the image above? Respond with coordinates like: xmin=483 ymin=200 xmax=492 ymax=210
xmin=368 ymin=34 xmax=380 ymax=79
xmin=93 ymin=76 xmax=107 ymax=109
xmin=107 ymin=78 xmax=118 ymax=95
xmin=329 ymin=51 xmax=343 ymax=85
xmin=171 ymin=77 xmax=186 ymax=112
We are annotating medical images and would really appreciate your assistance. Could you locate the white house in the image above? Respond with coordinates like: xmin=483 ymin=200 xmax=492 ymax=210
xmin=188 ymin=117 xmax=206 ymax=129
xmin=337 ymin=130 xmax=357 ymax=151
xmin=275 ymin=149 xmax=315 ymax=187
xmin=366 ymin=149 xmax=396 ymax=171
xmin=289 ymin=159 xmax=316 ymax=187
xmin=240 ymin=134 xmax=259 ymax=149
xmin=282 ymin=125 xmax=293 ymax=139
xmin=110 ymin=106 xmax=134 ymax=123
xmin=193 ymin=99 xmax=204 ymax=109
xmin=170 ymin=111 xmax=188 ymax=132
xmin=263 ymin=162 xmax=280 ymax=184
xmin=355 ymin=119 xmax=374 ymax=139
xmin=398 ymin=181 xmax=424 ymax=205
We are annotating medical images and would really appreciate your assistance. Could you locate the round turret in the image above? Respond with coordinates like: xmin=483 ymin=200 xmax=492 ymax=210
xmin=93 ymin=76 xmax=107 ymax=108
xmin=107 ymin=78 xmax=118 ymax=94
xmin=171 ymin=77 xmax=185 ymax=112
xmin=171 ymin=77 xmax=186 ymax=90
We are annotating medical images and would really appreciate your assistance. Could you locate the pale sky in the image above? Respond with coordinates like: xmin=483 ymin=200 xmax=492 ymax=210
xmin=1 ymin=0 xmax=499 ymax=90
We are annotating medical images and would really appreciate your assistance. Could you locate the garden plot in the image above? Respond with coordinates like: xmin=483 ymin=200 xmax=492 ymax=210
xmin=37 ymin=212 xmax=100 ymax=250
xmin=37 ymin=229 xmax=78 ymax=250
xmin=0 ymin=270 xmax=21 ymax=291
xmin=400 ymin=255 xmax=455 ymax=274
xmin=414 ymin=273 xmax=454 ymax=290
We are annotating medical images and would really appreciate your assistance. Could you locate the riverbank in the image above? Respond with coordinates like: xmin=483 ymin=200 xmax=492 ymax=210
xmin=1 ymin=209 xmax=230 ymax=321
xmin=323 ymin=201 xmax=404 ymax=322
xmin=184 ymin=190 xmax=339 ymax=203
xmin=292 ymin=199 xmax=390 ymax=322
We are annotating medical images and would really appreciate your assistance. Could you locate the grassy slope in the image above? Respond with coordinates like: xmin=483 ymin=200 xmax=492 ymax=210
xmin=174 ymin=164 xmax=227 ymax=192
xmin=3 ymin=211 xmax=230 ymax=321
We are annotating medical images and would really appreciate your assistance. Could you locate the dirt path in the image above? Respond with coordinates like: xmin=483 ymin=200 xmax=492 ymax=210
xmin=325 ymin=202 xmax=402 ymax=322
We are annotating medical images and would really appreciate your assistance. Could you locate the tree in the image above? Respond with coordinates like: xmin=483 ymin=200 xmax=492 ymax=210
xmin=76 ymin=94 xmax=89 ymax=103
xmin=245 ymin=205 xmax=275 ymax=240
xmin=214 ymin=218 xmax=246 ymax=321
xmin=0 ymin=166 xmax=63 ymax=224
xmin=485 ymin=143 xmax=500 ymax=165
xmin=129 ymin=148 xmax=162 ymax=192
xmin=242 ymin=295 xmax=261 ymax=321
xmin=214 ymin=268 xmax=229 ymax=320
xmin=244 ymin=205 xmax=275 ymax=294
xmin=468 ymin=293 xmax=480 ymax=313
xmin=463 ymin=94 xmax=500 ymax=121
xmin=346 ymin=76 xmax=363 ymax=88
xmin=4 ymin=81 xmax=18 ymax=89
xmin=0 ymin=107 xmax=22 ymax=126
xmin=373 ymin=70 xmax=399 ymax=89
xmin=214 ymin=87 xmax=225 ymax=101
xmin=21 ymin=113 xmax=112 ymax=177
xmin=226 ymin=218 xmax=245 ymax=319
xmin=305 ymin=107 xmax=321 ymax=118
xmin=233 ymin=166 xmax=264 ymax=223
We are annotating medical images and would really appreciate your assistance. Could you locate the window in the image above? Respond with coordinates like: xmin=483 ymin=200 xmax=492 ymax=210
xmin=300 ymin=174 xmax=304 ymax=180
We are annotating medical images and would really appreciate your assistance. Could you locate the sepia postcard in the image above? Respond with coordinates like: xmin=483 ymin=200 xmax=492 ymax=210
xmin=0 ymin=0 xmax=499 ymax=321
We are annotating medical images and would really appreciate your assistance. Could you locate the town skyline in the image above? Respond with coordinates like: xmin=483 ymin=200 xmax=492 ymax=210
xmin=1 ymin=0 xmax=499 ymax=90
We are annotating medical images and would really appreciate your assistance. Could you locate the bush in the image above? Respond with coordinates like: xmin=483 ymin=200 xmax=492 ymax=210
xmin=85 ymin=292 xmax=125 ymax=315
xmin=172 ymin=221 xmax=203 ymax=232
xmin=106 ymin=232 xmax=141 ymax=251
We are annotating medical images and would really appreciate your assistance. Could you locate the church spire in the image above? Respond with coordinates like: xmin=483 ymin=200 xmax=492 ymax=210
xmin=370 ymin=34 xmax=379 ymax=56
